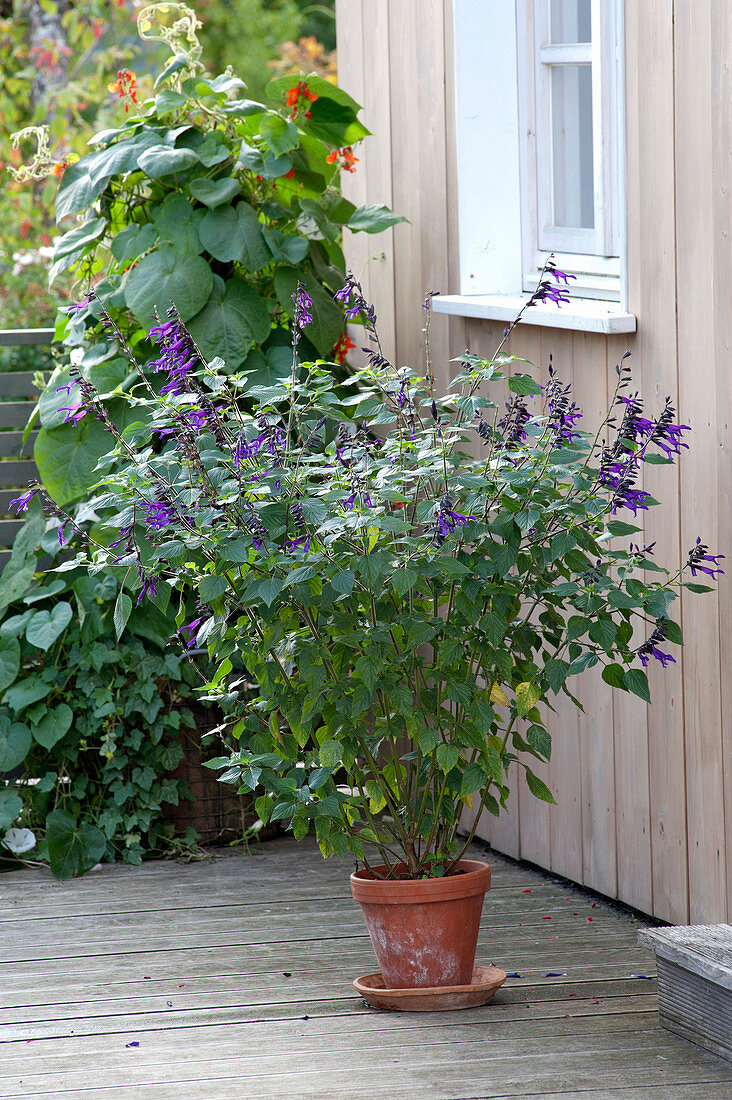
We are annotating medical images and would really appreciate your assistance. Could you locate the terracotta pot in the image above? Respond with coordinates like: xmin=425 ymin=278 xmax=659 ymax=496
xmin=350 ymin=859 xmax=491 ymax=988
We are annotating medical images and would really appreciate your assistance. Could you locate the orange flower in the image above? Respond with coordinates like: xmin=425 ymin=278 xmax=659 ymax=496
xmin=326 ymin=146 xmax=359 ymax=173
xmin=108 ymin=69 xmax=138 ymax=112
xmin=285 ymin=80 xmax=318 ymax=119
xmin=284 ymin=168 xmax=296 ymax=179
xmin=332 ymin=333 xmax=356 ymax=365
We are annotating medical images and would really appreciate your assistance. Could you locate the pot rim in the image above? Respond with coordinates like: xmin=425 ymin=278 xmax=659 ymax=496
xmin=350 ymin=858 xmax=491 ymax=904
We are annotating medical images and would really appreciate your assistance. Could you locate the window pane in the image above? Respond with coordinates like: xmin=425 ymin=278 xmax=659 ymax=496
xmin=550 ymin=0 xmax=592 ymax=43
xmin=551 ymin=64 xmax=594 ymax=228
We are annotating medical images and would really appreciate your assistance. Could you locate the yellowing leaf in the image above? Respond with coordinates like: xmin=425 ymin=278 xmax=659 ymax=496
xmin=461 ymin=792 xmax=474 ymax=810
xmin=515 ymin=681 xmax=541 ymax=717
xmin=490 ymin=683 xmax=510 ymax=707
xmin=367 ymin=525 xmax=379 ymax=552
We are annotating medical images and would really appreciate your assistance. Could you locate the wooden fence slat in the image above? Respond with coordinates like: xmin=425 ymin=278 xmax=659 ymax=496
xmin=0 ymin=401 xmax=37 ymax=429
xmin=0 ymin=328 xmax=54 ymax=347
xmin=0 ymin=371 xmax=48 ymax=397
xmin=0 ymin=429 xmax=37 ymax=458
xmin=0 ymin=459 xmax=38 ymax=487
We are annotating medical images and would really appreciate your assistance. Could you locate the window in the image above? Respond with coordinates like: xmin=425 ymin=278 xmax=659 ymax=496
xmin=437 ymin=0 xmax=634 ymax=333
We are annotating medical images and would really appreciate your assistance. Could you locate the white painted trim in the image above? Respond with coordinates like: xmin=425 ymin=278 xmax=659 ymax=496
xmin=452 ymin=0 xmax=523 ymax=296
xmin=432 ymin=292 xmax=636 ymax=334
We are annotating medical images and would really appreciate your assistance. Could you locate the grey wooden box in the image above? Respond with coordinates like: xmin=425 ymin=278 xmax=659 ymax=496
xmin=638 ymin=924 xmax=732 ymax=1062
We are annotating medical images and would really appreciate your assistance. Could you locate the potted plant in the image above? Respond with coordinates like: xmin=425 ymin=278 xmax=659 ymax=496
xmin=34 ymin=264 xmax=722 ymax=1002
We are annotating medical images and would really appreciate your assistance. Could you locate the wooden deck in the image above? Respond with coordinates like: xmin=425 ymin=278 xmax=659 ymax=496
xmin=2 ymin=836 xmax=732 ymax=1099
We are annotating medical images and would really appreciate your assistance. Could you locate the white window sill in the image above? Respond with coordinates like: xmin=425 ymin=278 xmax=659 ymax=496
xmin=432 ymin=293 xmax=636 ymax=334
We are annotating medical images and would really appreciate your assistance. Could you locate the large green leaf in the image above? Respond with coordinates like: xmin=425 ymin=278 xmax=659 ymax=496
xmin=25 ymin=602 xmax=73 ymax=649
xmin=0 ymin=790 xmax=22 ymax=829
xmin=0 ymin=718 xmax=31 ymax=773
xmin=32 ymin=703 xmax=74 ymax=751
xmin=110 ymin=223 xmax=158 ymax=263
xmin=188 ymin=277 xmax=270 ymax=369
xmin=4 ymin=679 xmax=52 ymax=713
xmin=0 ymin=636 xmax=20 ymax=693
xmin=55 ymin=132 xmax=161 ymax=220
xmin=189 ymin=176 xmax=240 ymax=209
xmin=50 ymin=217 xmax=106 ymax=281
xmin=259 ymin=114 xmax=299 ymax=156
xmin=34 ymin=417 xmax=113 ymax=506
xmin=151 ymin=193 xmax=204 ymax=255
xmin=46 ymin=809 xmax=107 ymax=880
xmin=198 ymin=203 xmax=270 ymax=270
xmin=137 ymin=145 xmax=200 ymax=178
xmin=347 ymin=203 xmax=407 ymax=234
xmin=274 ymin=268 xmax=344 ymax=358
xmin=305 ymin=98 xmax=370 ymax=148
xmin=124 ymin=250 xmax=213 ymax=326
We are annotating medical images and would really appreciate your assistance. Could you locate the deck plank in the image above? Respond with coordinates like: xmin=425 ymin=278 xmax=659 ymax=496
xmin=1 ymin=836 xmax=731 ymax=1098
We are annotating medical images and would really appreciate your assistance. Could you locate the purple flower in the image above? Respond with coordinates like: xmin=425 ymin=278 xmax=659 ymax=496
xmin=292 ymin=283 xmax=313 ymax=329
xmin=545 ymin=370 xmax=582 ymax=445
xmin=136 ymin=568 xmax=158 ymax=606
xmin=637 ymin=620 xmax=676 ymax=669
xmin=58 ymin=523 xmax=68 ymax=548
xmin=334 ymin=272 xmax=377 ymax=326
xmin=686 ymin=537 xmax=725 ymax=579
xmin=284 ymin=534 xmax=310 ymax=553
xmin=433 ymin=496 xmax=476 ymax=543
xmin=499 ymin=397 xmax=530 ymax=446
xmin=66 ymin=294 xmax=93 ymax=316
xmin=234 ymin=432 xmax=265 ymax=466
xmin=180 ymin=617 xmax=203 ymax=648
xmin=9 ymin=487 xmax=38 ymax=514
xmin=59 ymin=403 xmax=88 ymax=426
xmin=110 ymin=524 xmax=133 ymax=550
xmin=144 ymin=502 xmax=176 ymax=531
xmin=648 ymin=398 xmax=690 ymax=459
xmin=56 ymin=379 xmax=79 ymax=397
xmin=528 ymin=257 xmax=577 ymax=308
xmin=148 ymin=308 xmax=202 ymax=396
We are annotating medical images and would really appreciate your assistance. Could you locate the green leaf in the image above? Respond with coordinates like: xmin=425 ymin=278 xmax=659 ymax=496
xmin=113 ymin=592 xmax=132 ymax=641
xmin=624 ymin=668 xmax=651 ymax=703
xmin=32 ymin=703 xmax=73 ymax=751
xmin=0 ymin=719 xmax=31 ymax=773
xmin=508 ymin=373 xmax=543 ymax=396
xmin=220 ymin=539 xmax=252 ymax=563
xmin=589 ymin=617 xmax=617 ymax=649
xmin=602 ymin=663 xmax=627 ymax=689
xmin=0 ymin=637 xmax=20 ymax=693
xmin=331 ymin=570 xmax=355 ymax=595
xmin=305 ymin=96 xmax=370 ymax=147
xmin=0 ymin=790 xmax=22 ymax=829
xmin=683 ymin=582 xmax=715 ymax=594
xmin=262 ymin=227 xmax=309 ymax=264
xmin=137 ymin=145 xmax=200 ymax=178
xmin=392 ymin=567 xmax=417 ymax=597
xmin=34 ymin=417 xmax=119 ymax=506
xmin=46 ymin=809 xmax=107 ymax=880
xmin=436 ymin=742 xmax=459 ymax=774
xmin=4 ymin=679 xmax=52 ymax=713
xmin=251 ymin=577 xmax=283 ymax=608
xmin=110 ymin=223 xmax=159 ymax=263
xmin=461 ymin=762 xmax=488 ymax=797
xmin=347 ymin=203 xmax=406 ymax=234
xmin=188 ymin=176 xmax=240 ymax=208
xmin=198 ymin=203 xmax=270 ymax=269
xmin=125 ymin=250 xmax=213 ymax=326
xmin=55 ymin=135 xmax=158 ymax=220
xmin=543 ymin=658 xmax=569 ymax=694
xmin=260 ymin=113 xmax=299 ymax=155
xmin=26 ymin=602 xmax=73 ymax=649
xmin=200 ymin=575 xmax=228 ymax=602
xmin=524 ymin=768 xmax=557 ymax=804
xmin=319 ymin=739 xmax=342 ymax=767
xmin=151 ymin=193 xmax=204 ymax=255
xmin=51 ymin=216 xmax=106 ymax=274
xmin=188 ymin=277 xmax=270 ymax=369
xmin=526 ymin=724 xmax=552 ymax=761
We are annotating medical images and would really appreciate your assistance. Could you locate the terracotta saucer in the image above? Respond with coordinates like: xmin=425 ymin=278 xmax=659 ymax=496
xmin=353 ymin=965 xmax=507 ymax=1012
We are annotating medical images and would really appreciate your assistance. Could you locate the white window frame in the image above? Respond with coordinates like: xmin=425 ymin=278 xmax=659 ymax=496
xmin=437 ymin=0 xmax=634 ymax=333
xmin=518 ymin=0 xmax=624 ymax=301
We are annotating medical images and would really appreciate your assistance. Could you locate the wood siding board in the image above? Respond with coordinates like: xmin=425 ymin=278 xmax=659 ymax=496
xmin=711 ymin=0 xmax=732 ymax=922
xmin=571 ymin=330 xmax=618 ymax=899
xmin=516 ymin=326 xmax=552 ymax=869
xmin=623 ymin=0 xmax=689 ymax=926
xmin=675 ymin=0 xmax=727 ymax=923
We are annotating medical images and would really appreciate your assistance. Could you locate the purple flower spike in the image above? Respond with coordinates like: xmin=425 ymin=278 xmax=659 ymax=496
xmin=58 ymin=523 xmax=68 ymax=548
xmin=56 ymin=379 xmax=79 ymax=397
xmin=637 ymin=620 xmax=677 ymax=669
xmin=687 ymin=537 xmax=725 ymax=579
xmin=433 ymin=496 xmax=476 ymax=544
xmin=144 ymin=502 xmax=176 ymax=531
xmin=292 ymin=283 xmax=313 ymax=329
xmin=180 ymin=617 xmax=203 ymax=648
xmin=284 ymin=534 xmax=310 ymax=553
xmin=9 ymin=486 xmax=38 ymax=514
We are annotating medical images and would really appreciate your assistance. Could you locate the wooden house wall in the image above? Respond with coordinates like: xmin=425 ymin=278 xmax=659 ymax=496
xmin=335 ymin=0 xmax=732 ymax=923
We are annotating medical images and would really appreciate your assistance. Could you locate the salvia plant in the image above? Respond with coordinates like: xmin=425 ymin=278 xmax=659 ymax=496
xmin=26 ymin=261 xmax=723 ymax=878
